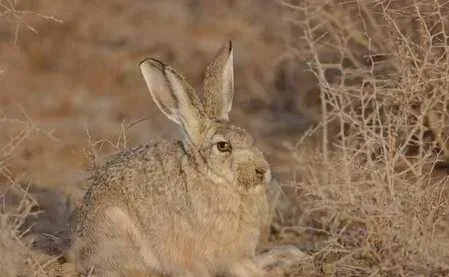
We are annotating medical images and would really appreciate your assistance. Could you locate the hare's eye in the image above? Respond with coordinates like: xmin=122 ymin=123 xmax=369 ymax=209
xmin=216 ymin=141 xmax=232 ymax=152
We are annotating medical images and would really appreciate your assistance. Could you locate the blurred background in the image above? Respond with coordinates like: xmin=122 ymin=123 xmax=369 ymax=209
xmin=0 ymin=0 xmax=316 ymax=192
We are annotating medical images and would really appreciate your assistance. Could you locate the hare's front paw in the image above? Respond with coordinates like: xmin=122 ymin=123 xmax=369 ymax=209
xmin=227 ymin=259 xmax=265 ymax=277
xmin=255 ymin=245 xmax=308 ymax=272
xmin=170 ymin=262 xmax=211 ymax=277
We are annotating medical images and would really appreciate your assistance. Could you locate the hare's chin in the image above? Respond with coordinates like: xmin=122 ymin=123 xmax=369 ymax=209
xmin=238 ymin=181 xmax=267 ymax=193
xmin=249 ymin=183 xmax=266 ymax=193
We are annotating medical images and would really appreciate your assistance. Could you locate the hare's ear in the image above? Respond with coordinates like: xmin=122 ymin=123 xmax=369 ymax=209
xmin=203 ymin=41 xmax=234 ymax=121
xmin=140 ymin=58 xmax=205 ymax=144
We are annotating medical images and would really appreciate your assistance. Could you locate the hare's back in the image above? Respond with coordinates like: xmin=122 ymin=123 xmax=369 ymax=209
xmin=94 ymin=139 xmax=184 ymax=187
xmin=80 ymin=140 xmax=183 ymax=207
xmin=73 ymin=140 xmax=184 ymax=232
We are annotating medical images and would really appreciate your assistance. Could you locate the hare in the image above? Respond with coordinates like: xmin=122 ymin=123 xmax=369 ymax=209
xmin=68 ymin=41 xmax=272 ymax=277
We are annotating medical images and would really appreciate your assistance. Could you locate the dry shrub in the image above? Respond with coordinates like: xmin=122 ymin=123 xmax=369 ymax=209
xmin=0 ymin=0 xmax=62 ymax=43
xmin=0 ymin=184 xmax=57 ymax=277
xmin=0 ymin=115 xmax=72 ymax=277
xmin=0 ymin=116 xmax=40 ymax=276
xmin=271 ymin=0 xmax=449 ymax=276
xmin=0 ymin=194 xmax=33 ymax=277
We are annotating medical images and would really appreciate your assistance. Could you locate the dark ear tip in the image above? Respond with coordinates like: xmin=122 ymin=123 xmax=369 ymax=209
xmin=228 ymin=40 xmax=233 ymax=51
xmin=139 ymin=58 xmax=165 ymax=70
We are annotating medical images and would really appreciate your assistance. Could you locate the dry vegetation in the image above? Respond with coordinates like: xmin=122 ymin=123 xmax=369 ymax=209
xmin=1 ymin=0 xmax=448 ymax=276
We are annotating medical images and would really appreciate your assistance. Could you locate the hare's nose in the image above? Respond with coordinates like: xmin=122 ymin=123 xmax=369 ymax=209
xmin=255 ymin=167 xmax=267 ymax=181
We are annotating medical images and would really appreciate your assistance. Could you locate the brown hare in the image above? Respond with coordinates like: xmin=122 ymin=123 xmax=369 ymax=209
xmin=69 ymin=41 xmax=272 ymax=277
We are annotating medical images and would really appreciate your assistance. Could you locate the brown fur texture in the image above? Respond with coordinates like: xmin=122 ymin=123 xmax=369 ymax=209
xmin=69 ymin=42 xmax=272 ymax=277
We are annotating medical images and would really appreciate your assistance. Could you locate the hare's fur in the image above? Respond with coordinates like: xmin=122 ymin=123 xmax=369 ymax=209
xmin=69 ymin=42 xmax=272 ymax=277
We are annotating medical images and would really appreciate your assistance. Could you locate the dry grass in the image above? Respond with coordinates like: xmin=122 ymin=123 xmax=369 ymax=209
xmin=1 ymin=0 xmax=449 ymax=276
xmin=0 ymin=116 xmax=72 ymax=276
xmin=269 ymin=0 xmax=449 ymax=276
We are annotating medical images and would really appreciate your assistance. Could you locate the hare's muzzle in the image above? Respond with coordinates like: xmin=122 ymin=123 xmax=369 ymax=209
xmin=255 ymin=167 xmax=268 ymax=183
xmin=236 ymin=162 xmax=270 ymax=189
xmin=252 ymin=148 xmax=271 ymax=185
xmin=254 ymin=158 xmax=271 ymax=185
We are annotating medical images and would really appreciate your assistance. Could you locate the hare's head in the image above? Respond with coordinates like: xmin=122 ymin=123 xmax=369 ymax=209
xmin=139 ymin=42 xmax=270 ymax=190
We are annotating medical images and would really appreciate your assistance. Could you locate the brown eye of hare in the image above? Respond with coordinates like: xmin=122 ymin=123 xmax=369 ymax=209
xmin=216 ymin=141 xmax=232 ymax=152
